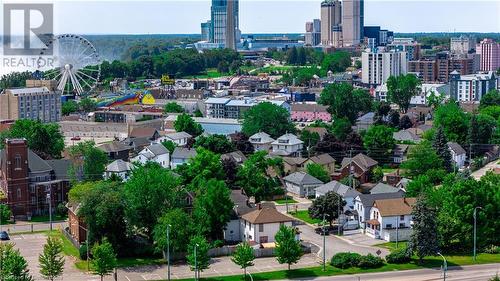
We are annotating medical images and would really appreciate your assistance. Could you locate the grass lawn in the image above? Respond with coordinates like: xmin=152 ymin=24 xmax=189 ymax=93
xmin=29 ymin=214 xmax=67 ymax=223
xmin=273 ymin=198 xmax=298 ymax=205
xmin=183 ymin=68 xmax=230 ymax=79
xmin=382 ymin=168 xmax=397 ymax=174
xmin=289 ymin=210 xmax=321 ymax=225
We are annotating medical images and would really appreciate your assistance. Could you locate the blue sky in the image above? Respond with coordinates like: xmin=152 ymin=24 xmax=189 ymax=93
xmin=47 ymin=0 xmax=499 ymax=34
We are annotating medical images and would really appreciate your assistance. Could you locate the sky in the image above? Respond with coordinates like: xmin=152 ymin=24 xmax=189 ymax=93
xmin=2 ymin=0 xmax=499 ymax=35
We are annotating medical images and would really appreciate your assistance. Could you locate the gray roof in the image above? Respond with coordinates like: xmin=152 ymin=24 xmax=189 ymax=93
xmin=165 ymin=131 xmax=192 ymax=140
xmin=145 ymin=143 xmax=169 ymax=157
xmin=106 ymin=159 xmax=133 ymax=173
xmin=316 ymin=180 xmax=361 ymax=198
xmin=98 ymin=141 xmax=131 ymax=153
xmin=356 ymin=192 xmax=405 ymax=208
xmin=172 ymin=147 xmax=197 ymax=160
xmin=370 ymin=182 xmax=402 ymax=194
xmin=249 ymin=132 xmax=275 ymax=144
xmin=272 ymin=133 xmax=303 ymax=146
xmin=221 ymin=151 xmax=247 ymax=164
xmin=393 ymin=130 xmax=421 ymax=142
xmin=283 ymin=171 xmax=323 ymax=185
xmin=27 ymin=150 xmax=53 ymax=173
xmin=230 ymin=189 xmax=255 ymax=218
xmin=447 ymin=142 xmax=466 ymax=155
xmin=46 ymin=159 xmax=71 ymax=180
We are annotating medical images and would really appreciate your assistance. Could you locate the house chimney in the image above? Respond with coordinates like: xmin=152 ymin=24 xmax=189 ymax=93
xmin=258 ymin=203 xmax=262 ymax=210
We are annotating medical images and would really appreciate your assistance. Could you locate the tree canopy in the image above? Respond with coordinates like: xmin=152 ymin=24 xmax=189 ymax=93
xmin=306 ymin=163 xmax=330 ymax=183
xmin=194 ymin=134 xmax=235 ymax=154
xmin=91 ymin=239 xmax=117 ymax=281
xmin=174 ymin=113 xmax=204 ymax=137
xmin=362 ymin=125 xmax=396 ymax=163
xmin=308 ymin=191 xmax=345 ymax=226
xmin=69 ymin=141 xmax=108 ymax=182
xmin=164 ymin=102 xmax=184 ymax=113
xmin=433 ymin=102 xmax=469 ymax=144
xmin=402 ymin=140 xmax=443 ymax=178
xmin=386 ymin=74 xmax=421 ymax=113
xmin=319 ymin=83 xmax=372 ymax=123
xmin=242 ymin=102 xmax=295 ymax=139
xmin=274 ymin=225 xmax=302 ymax=270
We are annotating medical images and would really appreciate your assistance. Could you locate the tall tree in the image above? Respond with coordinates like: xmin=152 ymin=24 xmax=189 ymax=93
xmin=124 ymin=162 xmax=182 ymax=239
xmin=0 ymin=243 xmax=34 ymax=281
xmin=186 ymin=235 xmax=210 ymax=279
xmin=192 ymin=179 xmax=234 ymax=240
xmin=222 ymin=157 xmax=238 ymax=185
xmin=163 ymin=102 xmax=184 ymax=113
xmin=274 ymin=225 xmax=302 ymax=270
xmin=242 ymin=102 xmax=295 ymax=139
xmin=434 ymin=102 xmax=469 ymax=143
xmin=153 ymin=208 xmax=192 ymax=256
xmin=91 ymin=240 xmax=117 ymax=281
xmin=363 ymin=125 xmax=396 ymax=162
xmin=308 ymin=191 xmax=345 ymax=227
xmin=386 ymin=74 xmax=421 ymax=113
xmin=319 ymin=83 xmax=372 ymax=123
xmin=432 ymin=127 xmax=453 ymax=172
xmin=68 ymin=141 xmax=108 ymax=182
xmin=466 ymin=114 xmax=480 ymax=157
xmin=176 ymin=148 xmax=225 ymax=189
xmin=402 ymin=140 xmax=443 ymax=178
xmin=399 ymin=115 xmax=413 ymax=130
xmin=410 ymin=196 xmax=439 ymax=263
xmin=330 ymin=117 xmax=353 ymax=141
xmin=479 ymin=89 xmax=500 ymax=108
xmin=230 ymin=132 xmax=254 ymax=155
xmin=194 ymin=134 xmax=235 ymax=154
xmin=174 ymin=113 xmax=204 ymax=137
xmin=231 ymin=242 xmax=255 ymax=278
xmin=38 ymin=237 xmax=65 ymax=281
xmin=306 ymin=163 xmax=330 ymax=183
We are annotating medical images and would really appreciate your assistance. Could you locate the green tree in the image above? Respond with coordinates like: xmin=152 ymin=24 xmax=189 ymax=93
xmin=230 ymin=132 xmax=254 ymax=155
xmin=62 ymin=100 xmax=78 ymax=116
xmin=480 ymin=89 xmax=500 ymax=108
xmin=399 ymin=115 xmax=413 ymax=130
xmin=402 ymin=140 xmax=443 ymax=178
xmin=371 ymin=166 xmax=384 ymax=182
xmin=124 ymin=163 xmax=182 ymax=239
xmin=432 ymin=127 xmax=452 ymax=172
xmin=306 ymin=163 xmax=329 ymax=183
xmin=72 ymin=181 xmax=127 ymax=251
xmin=231 ymin=242 xmax=255 ymax=278
xmin=300 ymin=130 xmax=320 ymax=157
xmin=386 ymin=74 xmax=421 ymax=113
xmin=388 ymin=110 xmax=400 ymax=128
xmin=363 ymin=125 xmax=396 ymax=162
xmin=434 ymin=102 xmax=469 ymax=143
xmin=192 ymin=179 xmax=234 ymax=240
xmin=467 ymin=114 xmax=480 ymax=157
xmin=0 ymin=204 xmax=12 ymax=224
xmin=186 ymin=235 xmax=211 ymax=278
xmin=321 ymin=51 xmax=351 ymax=73
xmin=176 ymin=147 xmax=225 ymax=189
xmin=275 ymin=225 xmax=302 ymax=270
xmin=242 ymin=102 xmax=295 ymax=139
xmin=163 ymin=102 xmax=184 ymax=113
xmin=153 ymin=208 xmax=192 ymax=256
xmin=319 ymin=83 xmax=372 ymax=123
xmin=68 ymin=141 xmax=108 ymax=181
xmin=91 ymin=239 xmax=117 ymax=281
xmin=194 ymin=109 xmax=204 ymax=117
xmin=308 ymin=191 xmax=345 ymax=227
xmin=0 ymin=243 xmax=34 ymax=281
xmin=410 ymin=196 xmax=439 ymax=263
xmin=194 ymin=134 xmax=235 ymax=154
xmin=161 ymin=140 xmax=177 ymax=154
xmin=476 ymin=114 xmax=496 ymax=144
xmin=330 ymin=117 xmax=353 ymax=141
xmin=79 ymin=97 xmax=97 ymax=112
xmin=174 ymin=113 xmax=204 ymax=137
xmin=38 ymin=237 xmax=65 ymax=281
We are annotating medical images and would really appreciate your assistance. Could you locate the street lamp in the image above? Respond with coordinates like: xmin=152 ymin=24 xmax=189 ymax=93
xmin=322 ymin=214 xmax=326 ymax=271
xmin=437 ymin=252 xmax=447 ymax=281
xmin=194 ymin=243 xmax=199 ymax=281
xmin=473 ymin=206 xmax=482 ymax=261
xmin=166 ymin=224 xmax=171 ymax=281
xmin=46 ymin=193 xmax=52 ymax=231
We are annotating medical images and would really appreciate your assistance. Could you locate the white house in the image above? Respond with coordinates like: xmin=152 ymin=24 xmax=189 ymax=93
xmin=104 ymin=159 xmax=134 ymax=181
xmin=249 ymin=132 xmax=275 ymax=152
xmin=365 ymin=197 xmax=416 ymax=242
xmin=447 ymin=142 xmax=467 ymax=170
xmin=271 ymin=133 xmax=303 ymax=157
xmin=132 ymin=143 xmax=170 ymax=169
xmin=283 ymin=171 xmax=324 ymax=198
xmin=241 ymin=204 xmax=294 ymax=244
xmin=354 ymin=192 xmax=406 ymax=229
xmin=224 ymin=189 xmax=255 ymax=242
xmin=158 ymin=131 xmax=192 ymax=147
xmin=315 ymin=180 xmax=361 ymax=212
xmin=170 ymin=147 xmax=198 ymax=169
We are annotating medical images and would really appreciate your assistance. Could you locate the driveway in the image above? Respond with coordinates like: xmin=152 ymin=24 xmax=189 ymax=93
xmin=471 ymin=160 xmax=499 ymax=180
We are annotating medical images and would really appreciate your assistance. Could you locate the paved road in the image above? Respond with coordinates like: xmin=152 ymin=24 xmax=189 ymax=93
xmin=279 ymin=263 xmax=500 ymax=281
xmin=471 ymin=160 xmax=499 ymax=180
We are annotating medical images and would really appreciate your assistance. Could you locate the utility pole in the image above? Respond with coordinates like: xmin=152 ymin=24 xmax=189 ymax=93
xmin=47 ymin=193 xmax=52 ymax=231
xmin=194 ymin=243 xmax=198 ymax=281
xmin=167 ymin=224 xmax=171 ymax=281
xmin=86 ymin=229 xmax=90 ymax=271
xmin=396 ymin=220 xmax=399 ymax=249
xmin=337 ymin=195 xmax=341 ymax=236
xmin=437 ymin=252 xmax=447 ymax=281
xmin=473 ymin=207 xmax=482 ymax=261
xmin=322 ymin=214 xmax=326 ymax=271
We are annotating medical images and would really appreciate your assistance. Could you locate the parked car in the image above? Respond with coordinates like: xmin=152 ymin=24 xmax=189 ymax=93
xmin=0 ymin=231 xmax=10 ymax=241
xmin=314 ymin=225 xmax=340 ymax=235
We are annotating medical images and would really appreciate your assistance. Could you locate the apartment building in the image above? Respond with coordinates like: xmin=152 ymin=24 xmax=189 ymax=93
xmin=0 ymin=87 xmax=61 ymax=122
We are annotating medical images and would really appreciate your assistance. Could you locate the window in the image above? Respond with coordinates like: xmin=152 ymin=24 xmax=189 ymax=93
xmin=15 ymin=154 xmax=22 ymax=169
xmin=259 ymin=224 xmax=264 ymax=232
xmin=400 ymin=215 xmax=405 ymax=221
xmin=386 ymin=224 xmax=392 ymax=228
xmin=17 ymin=188 xmax=21 ymax=199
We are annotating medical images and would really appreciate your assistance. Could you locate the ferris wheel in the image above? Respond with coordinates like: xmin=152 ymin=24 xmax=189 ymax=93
xmin=38 ymin=34 xmax=101 ymax=96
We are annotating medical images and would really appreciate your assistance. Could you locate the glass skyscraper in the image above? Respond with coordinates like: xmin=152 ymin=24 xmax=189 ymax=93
xmin=210 ymin=0 xmax=239 ymax=44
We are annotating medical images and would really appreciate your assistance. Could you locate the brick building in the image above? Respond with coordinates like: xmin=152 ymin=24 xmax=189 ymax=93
xmin=0 ymin=139 xmax=70 ymax=218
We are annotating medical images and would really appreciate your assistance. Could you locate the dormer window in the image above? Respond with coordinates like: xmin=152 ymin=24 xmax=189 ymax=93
xmin=278 ymin=139 xmax=289 ymax=144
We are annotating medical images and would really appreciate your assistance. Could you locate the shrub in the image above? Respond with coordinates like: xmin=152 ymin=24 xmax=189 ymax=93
xmin=484 ymin=245 xmax=500 ymax=254
xmin=357 ymin=254 xmax=384 ymax=269
xmin=212 ymin=240 xmax=224 ymax=248
xmin=56 ymin=202 xmax=67 ymax=217
xmin=386 ymin=247 xmax=412 ymax=264
xmin=330 ymin=252 xmax=361 ymax=269
xmin=79 ymin=243 xmax=88 ymax=260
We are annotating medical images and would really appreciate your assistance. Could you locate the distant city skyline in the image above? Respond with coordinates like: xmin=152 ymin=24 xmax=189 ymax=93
xmin=1 ymin=0 xmax=497 ymax=36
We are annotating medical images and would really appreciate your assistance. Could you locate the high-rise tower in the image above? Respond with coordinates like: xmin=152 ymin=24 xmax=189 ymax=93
xmin=320 ymin=0 xmax=342 ymax=47
xmin=210 ymin=0 xmax=239 ymax=46
xmin=225 ymin=0 xmax=236 ymax=50
xmin=342 ymin=0 xmax=363 ymax=46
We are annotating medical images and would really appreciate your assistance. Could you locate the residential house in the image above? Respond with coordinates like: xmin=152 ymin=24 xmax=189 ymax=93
xmin=121 ymin=137 xmax=153 ymax=153
xmin=104 ymin=159 xmax=134 ymax=181
xmin=224 ymin=189 xmax=256 ymax=242
xmin=304 ymin=154 xmax=336 ymax=175
xmin=354 ymin=112 xmax=375 ymax=131
xmin=338 ymin=154 xmax=378 ymax=184
xmin=158 ymin=131 xmax=192 ymax=147
xmin=241 ymin=204 xmax=294 ymax=244
xmin=129 ymin=127 xmax=160 ymax=141
xmin=282 ymin=157 xmax=307 ymax=174
xmin=353 ymin=192 xmax=406 ymax=229
xmin=271 ymin=133 xmax=303 ymax=157
xmin=302 ymin=127 xmax=328 ymax=140
xmin=291 ymin=104 xmax=332 ymax=122
xmin=221 ymin=151 xmax=247 ymax=165
xmin=315 ymin=180 xmax=361 ymax=212
xmin=448 ymin=142 xmax=467 ymax=170
xmin=283 ymin=171 xmax=324 ymax=198
xmin=97 ymin=141 xmax=132 ymax=161
xmin=249 ymin=132 xmax=275 ymax=152
xmin=393 ymin=144 xmax=409 ymax=164
xmin=385 ymin=169 xmax=403 ymax=186
xmin=365 ymin=197 xmax=416 ymax=242
xmin=396 ymin=178 xmax=411 ymax=191
xmin=0 ymin=139 xmax=70 ymax=218
xmin=369 ymin=182 xmax=404 ymax=194
xmin=393 ymin=130 xmax=421 ymax=143
xmin=132 ymin=143 xmax=170 ymax=169
xmin=170 ymin=147 xmax=197 ymax=169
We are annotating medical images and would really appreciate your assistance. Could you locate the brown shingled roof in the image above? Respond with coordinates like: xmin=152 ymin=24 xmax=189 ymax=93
xmin=241 ymin=207 xmax=294 ymax=224
xmin=373 ymin=197 xmax=417 ymax=216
